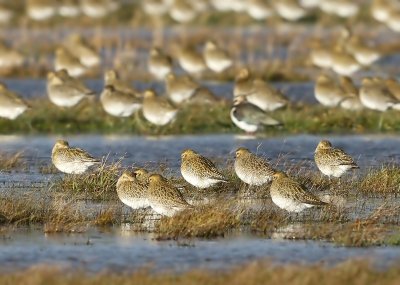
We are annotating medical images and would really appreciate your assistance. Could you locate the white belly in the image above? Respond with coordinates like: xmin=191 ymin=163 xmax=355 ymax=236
xmin=271 ymin=195 xmax=313 ymax=213
xmin=230 ymin=109 xmax=258 ymax=132
xmin=181 ymin=168 xmax=221 ymax=188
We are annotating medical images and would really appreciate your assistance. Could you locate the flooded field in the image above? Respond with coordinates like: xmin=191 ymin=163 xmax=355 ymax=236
xmin=0 ymin=227 xmax=400 ymax=273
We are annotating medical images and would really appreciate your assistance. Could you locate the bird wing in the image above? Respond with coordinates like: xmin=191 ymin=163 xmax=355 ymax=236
xmin=71 ymin=148 xmax=100 ymax=163
xmin=288 ymin=180 xmax=327 ymax=206
xmin=198 ymin=155 xmax=226 ymax=181
xmin=235 ymin=103 xmax=281 ymax=126
xmin=330 ymin=148 xmax=358 ymax=167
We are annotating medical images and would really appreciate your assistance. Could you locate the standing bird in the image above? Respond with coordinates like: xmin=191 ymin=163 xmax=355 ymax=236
xmin=314 ymin=140 xmax=359 ymax=179
xmin=148 ymin=47 xmax=173 ymax=80
xmin=0 ymin=83 xmax=30 ymax=120
xmin=142 ymin=90 xmax=178 ymax=126
xmin=270 ymin=171 xmax=327 ymax=212
xmin=234 ymin=67 xmax=253 ymax=97
xmin=234 ymin=147 xmax=276 ymax=186
xmin=54 ymin=47 xmax=86 ymax=77
xmin=203 ymin=40 xmax=233 ymax=73
xmin=47 ymin=69 xmax=95 ymax=108
xmin=116 ymin=170 xmax=149 ymax=210
xmin=181 ymin=149 xmax=227 ymax=189
xmin=165 ymin=73 xmax=199 ymax=104
xmin=230 ymin=96 xmax=282 ymax=133
xmin=245 ymin=79 xmax=289 ymax=111
xmin=359 ymin=77 xmax=400 ymax=111
xmin=177 ymin=46 xmax=207 ymax=76
xmin=100 ymin=85 xmax=142 ymax=117
xmin=314 ymin=74 xmax=347 ymax=107
xmin=339 ymin=76 xmax=364 ymax=111
xmin=147 ymin=173 xmax=192 ymax=216
xmin=104 ymin=69 xmax=138 ymax=96
xmin=51 ymin=140 xmax=100 ymax=174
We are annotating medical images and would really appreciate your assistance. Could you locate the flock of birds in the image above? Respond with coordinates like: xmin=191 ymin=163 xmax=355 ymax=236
xmin=0 ymin=0 xmax=398 ymax=32
xmin=51 ymin=139 xmax=359 ymax=216
xmin=2 ymin=46 xmax=400 ymax=133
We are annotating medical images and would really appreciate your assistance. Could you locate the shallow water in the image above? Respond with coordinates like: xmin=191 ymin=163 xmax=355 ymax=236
xmin=0 ymin=134 xmax=398 ymax=175
xmin=0 ymin=227 xmax=399 ymax=273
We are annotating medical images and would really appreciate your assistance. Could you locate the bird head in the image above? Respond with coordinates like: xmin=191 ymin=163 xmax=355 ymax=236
xmin=316 ymin=140 xmax=332 ymax=151
xmin=181 ymin=149 xmax=196 ymax=160
xmin=235 ymin=147 xmax=250 ymax=158
xmin=272 ymin=171 xmax=287 ymax=180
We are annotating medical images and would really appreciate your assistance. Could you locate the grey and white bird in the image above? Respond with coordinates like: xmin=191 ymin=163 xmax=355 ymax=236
xmin=230 ymin=96 xmax=282 ymax=133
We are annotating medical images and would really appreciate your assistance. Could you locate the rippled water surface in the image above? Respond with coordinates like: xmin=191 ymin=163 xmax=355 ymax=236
xmin=0 ymin=227 xmax=399 ymax=273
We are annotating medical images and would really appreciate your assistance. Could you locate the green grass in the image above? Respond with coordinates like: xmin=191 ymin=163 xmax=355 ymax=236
xmin=3 ymin=99 xmax=400 ymax=135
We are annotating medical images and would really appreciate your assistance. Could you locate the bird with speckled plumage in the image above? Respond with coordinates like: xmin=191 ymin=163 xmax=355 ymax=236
xmin=181 ymin=149 xmax=227 ymax=189
xmin=314 ymin=140 xmax=359 ymax=178
xmin=234 ymin=147 xmax=276 ymax=186
xmin=116 ymin=170 xmax=149 ymax=210
xmin=148 ymin=173 xmax=193 ymax=216
xmin=270 ymin=171 xmax=328 ymax=212
xmin=51 ymin=140 xmax=100 ymax=174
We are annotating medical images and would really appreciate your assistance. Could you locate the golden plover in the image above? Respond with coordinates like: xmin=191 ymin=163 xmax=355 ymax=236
xmin=148 ymin=173 xmax=192 ymax=216
xmin=0 ymin=83 xmax=30 ymax=120
xmin=100 ymin=85 xmax=142 ymax=117
xmin=165 ymin=73 xmax=198 ymax=104
xmin=314 ymin=140 xmax=359 ymax=178
xmin=133 ymin=168 xmax=150 ymax=184
xmin=247 ymin=0 xmax=273 ymax=20
xmin=270 ymin=171 xmax=327 ymax=212
xmin=314 ymin=74 xmax=347 ymax=107
xmin=47 ymin=69 xmax=95 ymax=108
xmin=234 ymin=67 xmax=253 ymax=97
xmin=58 ymin=0 xmax=81 ymax=18
xmin=55 ymin=47 xmax=86 ymax=77
xmin=104 ymin=69 xmax=138 ymax=96
xmin=51 ymin=140 xmax=100 ymax=174
xmin=116 ymin=170 xmax=149 ymax=209
xmin=385 ymin=78 xmax=400 ymax=101
xmin=246 ymin=79 xmax=288 ymax=111
xmin=274 ymin=0 xmax=307 ymax=21
xmin=148 ymin=47 xmax=173 ymax=80
xmin=203 ymin=40 xmax=233 ymax=73
xmin=234 ymin=147 xmax=275 ymax=186
xmin=142 ymin=90 xmax=178 ymax=126
xmin=64 ymin=34 xmax=100 ymax=68
xmin=188 ymin=87 xmax=219 ymax=105
xmin=177 ymin=46 xmax=207 ymax=76
xmin=339 ymin=76 xmax=364 ymax=110
xmin=181 ymin=149 xmax=227 ymax=188
xmin=360 ymin=77 xmax=400 ymax=111
xmin=231 ymin=96 xmax=282 ymax=133
xmin=27 ymin=0 xmax=56 ymax=21
xmin=169 ymin=0 xmax=197 ymax=23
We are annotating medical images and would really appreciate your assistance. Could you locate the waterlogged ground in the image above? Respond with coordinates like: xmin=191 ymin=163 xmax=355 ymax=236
xmin=0 ymin=227 xmax=400 ymax=273
xmin=0 ymin=134 xmax=400 ymax=272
